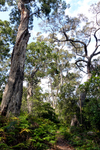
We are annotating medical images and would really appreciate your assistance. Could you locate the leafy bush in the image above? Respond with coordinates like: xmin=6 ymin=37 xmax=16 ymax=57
xmin=80 ymin=76 xmax=100 ymax=130
xmin=0 ymin=114 xmax=57 ymax=150
xmin=58 ymin=83 xmax=79 ymax=125
xmin=37 ymin=102 xmax=59 ymax=123
xmin=83 ymin=98 xmax=100 ymax=130
xmin=60 ymin=125 xmax=100 ymax=150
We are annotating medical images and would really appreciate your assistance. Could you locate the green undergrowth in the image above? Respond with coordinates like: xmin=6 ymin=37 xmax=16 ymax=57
xmin=1 ymin=114 xmax=100 ymax=150
xmin=59 ymin=125 xmax=100 ymax=150
xmin=0 ymin=114 xmax=58 ymax=150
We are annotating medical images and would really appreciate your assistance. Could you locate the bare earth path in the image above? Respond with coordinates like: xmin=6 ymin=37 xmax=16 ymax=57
xmin=48 ymin=135 xmax=75 ymax=150
xmin=55 ymin=136 xmax=75 ymax=150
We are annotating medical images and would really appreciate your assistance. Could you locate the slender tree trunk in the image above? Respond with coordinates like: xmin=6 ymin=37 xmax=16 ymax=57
xmin=27 ymin=82 xmax=33 ymax=113
xmin=79 ymin=62 xmax=92 ymax=107
xmin=50 ymin=78 xmax=55 ymax=108
xmin=71 ymin=114 xmax=79 ymax=127
xmin=27 ymin=67 xmax=39 ymax=113
xmin=0 ymin=1 xmax=30 ymax=116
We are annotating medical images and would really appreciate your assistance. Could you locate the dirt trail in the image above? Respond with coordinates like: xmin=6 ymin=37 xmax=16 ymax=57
xmin=48 ymin=135 xmax=75 ymax=150
xmin=55 ymin=136 xmax=75 ymax=150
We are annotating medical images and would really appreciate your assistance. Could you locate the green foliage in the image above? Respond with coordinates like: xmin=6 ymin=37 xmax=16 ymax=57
xmin=0 ymin=0 xmax=14 ymax=11
xmin=1 ymin=0 xmax=66 ymax=33
xmin=0 ymin=114 xmax=58 ymax=149
xmin=83 ymin=98 xmax=100 ymax=130
xmin=0 ymin=19 xmax=15 ymax=59
xmin=0 ymin=19 xmax=15 ymax=89
xmin=58 ymin=82 xmax=79 ymax=125
xmin=0 ymin=1 xmax=100 ymax=150
xmin=22 ymin=88 xmax=59 ymax=123
xmin=36 ymin=102 xmax=59 ymax=123
xmin=10 ymin=4 xmax=34 ymax=32
xmin=26 ymin=41 xmax=52 ymax=70
xmin=24 ymin=41 xmax=53 ymax=87
xmin=59 ymin=125 xmax=100 ymax=150
xmin=80 ymin=75 xmax=100 ymax=130
xmin=0 ymin=143 xmax=12 ymax=150
xmin=39 ymin=0 xmax=67 ymax=17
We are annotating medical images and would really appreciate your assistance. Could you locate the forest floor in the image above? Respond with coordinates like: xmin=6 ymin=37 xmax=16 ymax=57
xmin=48 ymin=133 xmax=75 ymax=150
xmin=54 ymin=136 xmax=75 ymax=150
xmin=1 ymin=115 xmax=100 ymax=150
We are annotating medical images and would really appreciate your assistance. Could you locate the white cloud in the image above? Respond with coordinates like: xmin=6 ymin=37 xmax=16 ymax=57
xmin=41 ymin=77 xmax=50 ymax=93
xmin=65 ymin=0 xmax=99 ymax=18
xmin=28 ymin=30 xmax=37 ymax=43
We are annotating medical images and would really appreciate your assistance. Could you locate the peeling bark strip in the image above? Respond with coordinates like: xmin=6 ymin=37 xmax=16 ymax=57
xmin=0 ymin=0 xmax=30 ymax=116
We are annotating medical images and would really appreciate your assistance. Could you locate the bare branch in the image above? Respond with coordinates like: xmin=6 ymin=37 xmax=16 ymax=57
xmin=75 ymin=59 xmax=88 ymax=74
xmin=62 ymin=29 xmax=88 ymax=57
xmin=90 ymin=44 xmax=100 ymax=59
xmin=68 ymin=39 xmax=87 ymax=56
xmin=94 ymin=27 xmax=100 ymax=47
xmin=69 ymin=41 xmax=83 ymax=57
xmin=87 ymin=36 xmax=91 ymax=47
xmin=96 ymin=12 xmax=100 ymax=26
xmin=75 ymin=59 xmax=88 ymax=64
xmin=29 ymin=8 xmax=41 ymax=18
xmin=31 ymin=65 xmax=39 ymax=78
xmin=21 ymin=0 xmax=34 ymax=4
xmin=94 ymin=51 xmax=100 ymax=56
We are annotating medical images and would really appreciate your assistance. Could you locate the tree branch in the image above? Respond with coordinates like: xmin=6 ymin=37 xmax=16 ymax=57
xmin=96 ymin=12 xmax=100 ymax=26
xmin=29 ymin=8 xmax=41 ymax=18
xmin=75 ymin=59 xmax=88 ymax=64
xmin=31 ymin=65 xmax=39 ymax=78
xmin=75 ymin=59 xmax=88 ymax=74
xmin=21 ymin=0 xmax=34 ymax=4
xmin=62 ymin=29 xmax=88 ymax=57
xmin=94 ymin=27 xmax=100 ymax=47
xmin=94 ymin=51 xmax=100 ymax=56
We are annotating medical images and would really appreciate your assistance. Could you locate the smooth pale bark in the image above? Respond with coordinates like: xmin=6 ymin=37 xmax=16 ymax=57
xmin=0 ymin=1 xmax=30 ymax=116
xmin=27 ymin=82 xmax=33 ymax=113
xmin=71 ymin=114 xmax=79 ymax=127
xmin=27 ymin=67 xmax=39 ymax=113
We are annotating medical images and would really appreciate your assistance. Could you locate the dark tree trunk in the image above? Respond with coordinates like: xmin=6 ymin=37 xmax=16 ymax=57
xmin=0 ymin=1 xmax=30 ymax=116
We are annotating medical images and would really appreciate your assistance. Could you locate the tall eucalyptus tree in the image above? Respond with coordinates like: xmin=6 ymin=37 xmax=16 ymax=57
xmin=0 ymin=0 xmax=65 ymax=116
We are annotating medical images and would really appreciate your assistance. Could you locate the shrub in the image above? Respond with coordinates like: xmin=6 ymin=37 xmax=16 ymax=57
xmin=0 ymin=114 xmax=57 ymax=150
